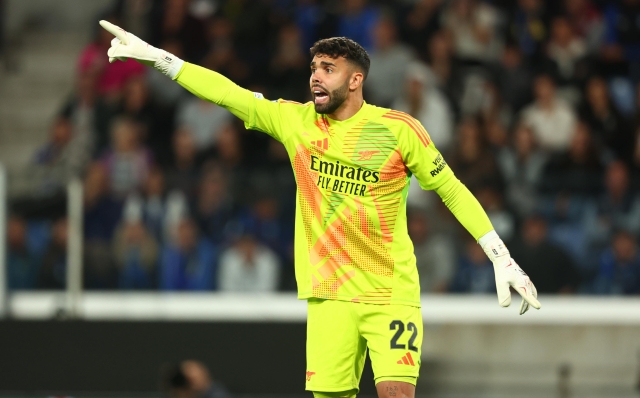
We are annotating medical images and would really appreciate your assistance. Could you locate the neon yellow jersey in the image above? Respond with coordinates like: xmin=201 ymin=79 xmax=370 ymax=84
xmin=176 ymin=63 xmax=492 ymax=307
xmin=244 ymin=99 xmax=452 ymax=306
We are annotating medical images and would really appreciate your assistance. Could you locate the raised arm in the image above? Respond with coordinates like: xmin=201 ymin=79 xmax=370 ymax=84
xmin=99 ymin=20 xmax=285 ymax=141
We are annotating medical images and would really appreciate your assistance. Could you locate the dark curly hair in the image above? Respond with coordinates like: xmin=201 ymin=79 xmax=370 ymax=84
xmin=310 ymin=37 xmax=370 ymax=79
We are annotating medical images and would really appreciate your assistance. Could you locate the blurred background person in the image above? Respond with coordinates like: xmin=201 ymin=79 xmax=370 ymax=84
xmin=449 ymin=237 xmax=495 ymax=294
xmin=6 ymin=216 xmax=42 ymax=290
xmin=100 ymin=117 xmax=153 ymax=198
xmin=160 ymin=217 xmax=217 ymax=291
xmin=393 ymin=62 xmax=454 ymax=153
xmin=508 ymin=215 xmax=578 ymax=294
xmin=161 ymin=360 xmax=232 ymax=398
xmin=37 ymin=217 xmax=69 ymax=290
xmin=112 ymin=218 xmax=159 ymax=290
xmin=365 ymin=15 xmax=416 ymax=108
xmin=520 ymin=74 xmax=577 ymax=153
xmin=218 ymin=227 xmax=281 ymax=293
xmin=592 ymin=230 xmax=640 ymax=295
xmin=407 ymin=208 xmax=455 ymax=293
xmin=497 ymin=124 xmax=547 ymax=218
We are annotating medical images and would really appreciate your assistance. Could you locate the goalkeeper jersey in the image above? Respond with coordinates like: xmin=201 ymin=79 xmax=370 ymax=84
xmin=176 ymin=63 xmax=492 ymax=307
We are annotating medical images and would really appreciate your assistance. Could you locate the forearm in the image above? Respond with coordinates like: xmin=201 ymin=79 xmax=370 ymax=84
xmin=174 ymin=62 xmax=253 ymax=122
xmin=434 ymin=176 xmax=494 ymax=241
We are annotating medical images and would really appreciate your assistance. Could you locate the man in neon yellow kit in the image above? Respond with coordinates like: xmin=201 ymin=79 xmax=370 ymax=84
xmin=100 ymin=21 xmax=541 ymax=398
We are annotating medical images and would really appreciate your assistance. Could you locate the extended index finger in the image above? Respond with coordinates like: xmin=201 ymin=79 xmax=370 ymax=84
xmin=99 ymin=20 xmax=129 ymax=45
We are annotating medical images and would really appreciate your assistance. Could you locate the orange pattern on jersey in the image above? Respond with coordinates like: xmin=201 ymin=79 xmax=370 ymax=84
xmin=368 ymin=149 xmax=406 ymax=244
xmin=382 ymin=110 xmax=431 ymax=147
xmin=379 ymin=149 xmax=408 ymax=181
xmin=293 ymin=145 xmax=323 ymax=248
xmin=310 ymin=198 xmax=394 ymax=297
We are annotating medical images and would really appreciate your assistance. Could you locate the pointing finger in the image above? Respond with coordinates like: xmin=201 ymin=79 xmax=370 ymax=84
xmin=99 ymin=20 xmax=129 ymax=45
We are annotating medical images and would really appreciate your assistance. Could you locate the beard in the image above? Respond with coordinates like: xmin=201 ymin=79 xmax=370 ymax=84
xmin=313 ymin=79 xmax=350 ymax=115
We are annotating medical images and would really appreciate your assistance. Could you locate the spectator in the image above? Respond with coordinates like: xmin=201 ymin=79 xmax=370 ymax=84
xmin=192 ymin=164 xmax=235 ymax=246
xmin=538 ymin=121 xmax=604 ymax=198
xmin=176 ymin=97 xmax=233 ymax=152
xmin=520 ymin=74 xmax=577 ymax=153
xmin=497 ymin=124 xmax=547 ymax=217
xmin=120 ymin=75 xmax=176 ymax=163
xmin=425 ymin=30 xmax=462 ymax=109
xmin=77 ymin=16 xmax=144 ymax=98
xmin=30 ymin=117 xmax=74 ymax=195
xmin=399 ymin=0 xmax=444 ymax=53
xmin=441 ymin=0 xmax=502 ymax=63
xmin=232 ymin=195 xmax=292 ymax=264
xmin=101 ymin=117 xmax=153 ymax=198
xmin=83 ymin=162 xmax=122 ymax=289
xmin=149 ymin=0 xmax=208 ymax=62
xmin=509 ymin=0 xmax=550 ymax=59
xmin=161 ymin=360 xmax=232 ymax=398
xmin=508 ymin=216 xmax=578 ymax=294
xmin=545 ymin=16 xmax=589 ymax=100
xmin=562 ymin=0 xmax=603 ymax=54
xmin=393 ymin=62 xmax=454 ymax=153
xmin=474 ymin=187 xmax=515 ymax=241
xmin=449 ymin=238 xmax=495 ymax=293
xmin=499 ymin=44 xmax=533 ymax=115
xmin=38 ymin=218 xmax=68 ymax=289
xmin=337 ymin=0 xmax=380 ymax=52
xmin=447 ymin=119 xmax=504 ymax=191
xmin=579 ymin=76 xmax=631 ymax=162
xmin=593 ymin=231 xmax=640 ymax=295
xmin=165 ymin=128 xmax=201 ymax=197
xmin=213 ymin=124 xmax=246 ymax=198
xmin=6 ymin=216 xmax=41 ymax=289
xmin=83 ymin=162 xmax=123 ymax=244
xmin=218 ymin=231 xmax=281 ymax=293
xmin=123 ymin=165 xmax=188 ymax=245
xmin=113 ymin=220 xmax=159 ymax=289
xmin=160 ymin=218 xmax=218 ymax=291
xmin=407 ymin=208 xmax=455 ymax=293
xmin=366 ymin=16 xmax=416 ymax=108
xmin=586 ymin=161 xmax=640 ymax=245
xmin=268 ymin=24 xmax=309 ymax=102
xmin=601 ymin=0 xmax=640 ymax=82
xmin=200 ymin=35 xmax=251 ymax=88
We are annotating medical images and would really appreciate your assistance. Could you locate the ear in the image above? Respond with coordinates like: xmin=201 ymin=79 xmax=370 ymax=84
xmin=349 ymin=70 xmax=364 ymax=91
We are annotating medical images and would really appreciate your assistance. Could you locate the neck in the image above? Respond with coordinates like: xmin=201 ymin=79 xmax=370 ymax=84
xmin=327 ymin=94 xmax=364 ymax=121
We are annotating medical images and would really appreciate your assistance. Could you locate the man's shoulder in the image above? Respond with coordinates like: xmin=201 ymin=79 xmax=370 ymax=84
xmin=372 ymin=106 xmax=429 ymax=140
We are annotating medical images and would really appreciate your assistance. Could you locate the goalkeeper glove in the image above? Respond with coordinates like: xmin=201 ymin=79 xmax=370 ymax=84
xmin=479 ymin=230 xmax=541 ymax=315
xmin=98 ymin=20 xmax=184 ymax=79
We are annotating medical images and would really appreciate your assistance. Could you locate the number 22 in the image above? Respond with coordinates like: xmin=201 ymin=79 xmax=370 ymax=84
xmin=389 ymin=320 xmax=419 ymax=352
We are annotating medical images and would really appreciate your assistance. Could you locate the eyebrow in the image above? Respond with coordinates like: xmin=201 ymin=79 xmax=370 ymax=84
xmin=310 ymin=60 xmax=337 ymax=68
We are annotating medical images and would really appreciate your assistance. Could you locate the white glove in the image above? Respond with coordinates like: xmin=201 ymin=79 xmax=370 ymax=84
xmin=479 ymin=231 xmax=541 ymax=315
xmin=98 ymin=20 xmax=184 ymax=79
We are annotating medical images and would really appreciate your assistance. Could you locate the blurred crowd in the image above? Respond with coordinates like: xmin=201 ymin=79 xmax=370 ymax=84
xmin=6 ymin=0 xmax=640 ymax=295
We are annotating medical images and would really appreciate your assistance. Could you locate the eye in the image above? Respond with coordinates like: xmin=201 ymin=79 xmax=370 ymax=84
xmin=327 ymin=68 xmax=333 ymax=73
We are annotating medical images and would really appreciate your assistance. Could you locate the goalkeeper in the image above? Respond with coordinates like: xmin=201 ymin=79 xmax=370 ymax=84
xmin=99 ymin=21 xmax=541 ymax=398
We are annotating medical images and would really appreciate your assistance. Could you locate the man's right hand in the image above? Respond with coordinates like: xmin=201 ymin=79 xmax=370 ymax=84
xmin=98 ymin=20 xmax=183 ymax=78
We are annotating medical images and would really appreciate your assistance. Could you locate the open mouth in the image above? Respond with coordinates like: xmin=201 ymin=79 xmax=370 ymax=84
xmin=313 ymin=86 xmax=329 ymax=105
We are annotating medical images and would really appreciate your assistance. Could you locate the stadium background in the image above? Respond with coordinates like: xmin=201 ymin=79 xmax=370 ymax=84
xmin=0 ymin=0 xmax=639 ymax=397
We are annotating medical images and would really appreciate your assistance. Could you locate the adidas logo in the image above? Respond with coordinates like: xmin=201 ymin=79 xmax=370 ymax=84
xmin=311 ymin=138 xmax=328 ymax=150
xmin=396 ymin=352 xmax=416 ymax=366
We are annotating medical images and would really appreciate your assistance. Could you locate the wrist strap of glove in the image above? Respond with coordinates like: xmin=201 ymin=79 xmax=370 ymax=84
xmin=478 ymin=230 xmax=510 ymax=264
xmin=154 ymin=51 xmax=184 ymax=80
